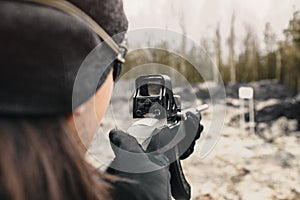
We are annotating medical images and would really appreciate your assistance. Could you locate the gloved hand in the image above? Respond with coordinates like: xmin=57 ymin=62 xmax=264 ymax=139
xmin=146 ymin=111 xmax=203 ymax=161
xmin=144 ymin=111 xmax=203 ymax=200
xmin=106 ymin=130 xmax=171 ymax=200
xmin=179 ymin=111 xmax=203 ymax=160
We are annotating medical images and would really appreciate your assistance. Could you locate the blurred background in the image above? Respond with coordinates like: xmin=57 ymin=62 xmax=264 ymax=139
xmin=122 ymin=0 xmax=300 ymax=92
xmin=93 ymin=1 xmax=300 ymax=199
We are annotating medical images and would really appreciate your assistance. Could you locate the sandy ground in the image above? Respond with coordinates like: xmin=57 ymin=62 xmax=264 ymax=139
xmin=183 ymin=104 xmax=300 ymax=200
xmin=88 ymin=81 xmax=300 ymax=200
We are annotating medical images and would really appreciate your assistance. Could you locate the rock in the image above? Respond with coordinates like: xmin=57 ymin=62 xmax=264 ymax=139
xmin=253 ymin=98 xmax=300 ymax=130
xmin=255 ymin=117 xmax=298 ymax=142
xmin=256 ymin=122 xmax=274 ymax=142
xmin=270 ymin=117 xmax=298 ymax=134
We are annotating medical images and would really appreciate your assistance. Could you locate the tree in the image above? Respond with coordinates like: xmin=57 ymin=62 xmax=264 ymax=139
xmin=236 ymin=25 xmax=261 ymax=82
xmin=264 ymin=22 xmax=277 ymax=53
xmin=284 ymin=10 xmax=300 ymax=49
xmin=263 ymin=22 xmax=277 ymax=79
xmin=227 ymin=12 xmax=236 ymax=83
xmin=214 ymin=22 xmax=222 ymax=82
xmin=282 ymin=10 xmax=300 ymax=93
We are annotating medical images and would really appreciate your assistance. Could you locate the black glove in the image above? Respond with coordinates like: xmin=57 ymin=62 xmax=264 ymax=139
xmin=179 ymin=111 xmax=203 ymax=160
xmin=144 ymin=111 xmax=203 ymax=200
xmin=146 ymin=111 xmax=203 ymax=161
xmin=106 ymin=130 xmax=171 ymax=200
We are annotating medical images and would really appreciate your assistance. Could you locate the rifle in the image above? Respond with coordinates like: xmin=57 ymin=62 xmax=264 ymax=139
xmin=129 ymin=74 xmax=208 ymax=200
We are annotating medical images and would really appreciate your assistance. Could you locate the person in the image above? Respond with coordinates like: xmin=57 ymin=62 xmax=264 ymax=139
xmin=0 ymin=0 xmax=203 ymax=199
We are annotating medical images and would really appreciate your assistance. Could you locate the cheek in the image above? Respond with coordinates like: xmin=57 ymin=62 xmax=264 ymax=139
xmin=94 ymin=71 xmax=114 ymax=123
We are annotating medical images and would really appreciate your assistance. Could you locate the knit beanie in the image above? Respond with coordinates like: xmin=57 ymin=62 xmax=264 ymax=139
xmin=0 ymin=0 xmax=128 ymax=116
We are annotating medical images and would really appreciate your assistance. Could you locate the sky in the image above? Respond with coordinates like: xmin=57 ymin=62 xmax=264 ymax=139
xmin=123 ymin=0 xmax=300 ymax=51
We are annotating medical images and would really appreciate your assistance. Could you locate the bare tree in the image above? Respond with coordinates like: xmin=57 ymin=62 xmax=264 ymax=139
xmin=179 ymin=10 xmax=187 ymax=76
xmin=264 ymin=22 xmax=277 ymax=53
xmin=228 ymin=12 xmax=236 ymax=82
xmin=214 ymin=22 xmax=222 ymax=82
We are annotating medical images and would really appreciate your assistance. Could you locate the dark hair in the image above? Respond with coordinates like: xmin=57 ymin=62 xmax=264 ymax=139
xmin=0 ymin=117 xmax=112 ymax=200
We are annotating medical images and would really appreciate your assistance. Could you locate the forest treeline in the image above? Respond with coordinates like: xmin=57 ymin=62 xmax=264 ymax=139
xmin=123 ymin=10 xmax=300 ymax=94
